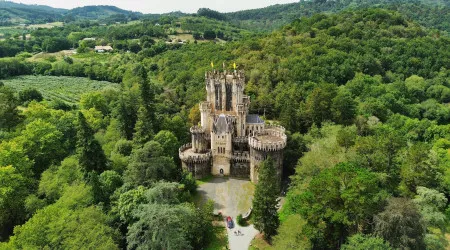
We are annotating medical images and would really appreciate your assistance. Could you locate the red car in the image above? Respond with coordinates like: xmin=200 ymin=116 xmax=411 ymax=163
xmin=226 ymin=216 xmax=234 ymax=229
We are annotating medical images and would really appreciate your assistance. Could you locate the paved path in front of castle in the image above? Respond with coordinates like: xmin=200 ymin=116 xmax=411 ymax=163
xmin=197 ymin=177 xmax=259 ymax=250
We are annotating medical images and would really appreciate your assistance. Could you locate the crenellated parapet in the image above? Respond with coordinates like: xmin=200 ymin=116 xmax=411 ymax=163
xmin=233 ymin=136 xmax=248 ymax=144
xmin=179 ymin=143 xmax=212 ymax=163
xmin=264 ymin=124 xmax=286 ymax=133
xmin=232 ymin=151 xmax=250 ymax=162
xmin=179 ymin=143 xmax=192 ymax=153
xmin=205 ymin=70 xmax=245 ymax=82
xmin=248 ymin=127 xmax=287 ymax=152
xmin=249 ymin=137 xmax=287 ymax=151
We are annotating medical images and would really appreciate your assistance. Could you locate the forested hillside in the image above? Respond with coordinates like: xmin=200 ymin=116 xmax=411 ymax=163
xmin=0 ymin=1 xmax=141 ymax=25
xmin=0 ymin=1 xmax=449 ymax=249
xmin=225 ymin=0 xmax=450 ymax=32
xmin=0 ymin=1 xmax=65 ymax=25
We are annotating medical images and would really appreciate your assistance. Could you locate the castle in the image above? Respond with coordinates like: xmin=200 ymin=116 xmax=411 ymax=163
xmin=179 ymin=70 xmax=287 ymax=183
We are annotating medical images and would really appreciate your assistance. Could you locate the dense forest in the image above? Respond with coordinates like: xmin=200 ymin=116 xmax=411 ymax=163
xmin=0 ymin=0 xmax=450 ymax=249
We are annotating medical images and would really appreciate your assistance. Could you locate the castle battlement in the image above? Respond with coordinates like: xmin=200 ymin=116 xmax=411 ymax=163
xmin=233 ymin=136 xmax=248 ymax=144
xmin=180 ymin=69 xmax=286 ymax=183
xmin=248 ymin=132 xmax=287 ymax=152
xmin=205 ymin=70 xmax=245 ymax=81
xmin=179 ymin=143 xmax=212 ymax=163
xmin=232 ymin=152 xmax=250 ymax=162
xmin=265 ymin=124 xmax=286 ymax=133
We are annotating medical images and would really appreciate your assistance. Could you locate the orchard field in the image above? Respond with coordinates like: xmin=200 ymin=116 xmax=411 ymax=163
xmin=3 ymin=75 xmax=117 ymax=105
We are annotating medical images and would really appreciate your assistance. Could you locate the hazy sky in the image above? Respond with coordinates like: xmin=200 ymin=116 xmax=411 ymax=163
xmin=10 ymin=0 xmax=299 ymax=14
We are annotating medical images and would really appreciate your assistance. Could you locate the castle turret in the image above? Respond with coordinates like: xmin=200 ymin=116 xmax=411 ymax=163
xmin=190 ymin=125 xmax=208 ymax=153
xmin=249 ymin=124 xmax=287 ymax=184
xmin=200 ymin=102 xmax=211 ymax=133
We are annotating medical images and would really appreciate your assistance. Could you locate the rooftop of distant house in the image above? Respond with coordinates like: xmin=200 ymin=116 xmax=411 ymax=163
xmin=95 ymin=46 xmax=113 ymax=51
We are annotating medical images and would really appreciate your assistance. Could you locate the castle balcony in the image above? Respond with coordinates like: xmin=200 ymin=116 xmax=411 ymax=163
xmin=232 ymin=151 xmax=250 ymax=162
xmin=179 ymin=143 xmax=212 ymax=163
xmin=249 ymin=126 xmax=287 ymax=152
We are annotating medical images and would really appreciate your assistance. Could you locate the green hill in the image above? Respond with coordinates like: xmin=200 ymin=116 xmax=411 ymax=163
xmin=65 ymin=5 xmax=142 ymax=21
xmin=0 ymin=1 xmax=142 ymax=25
xmin=0 ymin=1 xmax=65 ymax=25
xmin=224 ymin=0 xmax=450 ymax=32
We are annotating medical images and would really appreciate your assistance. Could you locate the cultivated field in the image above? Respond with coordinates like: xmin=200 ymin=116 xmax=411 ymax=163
xmin=3 ymin=75 xmax=118 ymax=105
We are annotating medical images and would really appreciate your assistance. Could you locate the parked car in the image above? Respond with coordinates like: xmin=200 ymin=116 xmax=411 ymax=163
xmin=226 ymin=216 xmax=234 ymax=229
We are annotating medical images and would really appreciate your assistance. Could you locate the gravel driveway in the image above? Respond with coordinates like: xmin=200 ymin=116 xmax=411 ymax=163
xmin=197 ymin=177 xmax=258 ymax=249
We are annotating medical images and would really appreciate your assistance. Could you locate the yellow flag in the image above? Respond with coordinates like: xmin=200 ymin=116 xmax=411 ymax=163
xmin=233 ymin=62 xmax=236 ymax=69
xmin=211 ymin=61 xmax=214 ymax=68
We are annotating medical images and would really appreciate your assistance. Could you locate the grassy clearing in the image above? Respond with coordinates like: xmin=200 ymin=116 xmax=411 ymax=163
xmin=237 ymin=181 xmax=255 ymax=213
xmin=26 ymin=22 xmax=64 ymax=29
xmin=249 ymin=234 xmax=272 ymax=250
xmin=206 ymin=224 xmax=228 ymax=250
xmin=196 ymin=174 xmax=214 ymax=186
xmin=3 ymin=75 xmax=117 ymax=105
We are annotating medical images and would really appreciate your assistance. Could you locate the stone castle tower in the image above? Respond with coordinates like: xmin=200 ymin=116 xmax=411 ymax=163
xmin=179 ymin=69 xmax=287 ymax=183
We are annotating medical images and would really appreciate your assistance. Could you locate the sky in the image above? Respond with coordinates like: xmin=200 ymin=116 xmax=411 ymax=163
xmin=10 ymin=0 xmax=299 ymax=14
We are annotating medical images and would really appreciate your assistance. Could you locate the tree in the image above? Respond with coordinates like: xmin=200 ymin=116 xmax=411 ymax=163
xmin=336 ymin=125 xmax=357 ymax=151
xmin=0 ymin=166 xmax=29 ymax=240
xmin=341 ymin=234 xmax=392 ymax=250
xmin=374 ymin=197 xmax=426 ymax=250
xmin=252 ymin=157 xmax=280 ymax=240
xmin=76 ymin=112 xmax=108 ymax=173
xmin=153 ymin=130 xmax=179 ymax=158
xmin=80 ymin=92 xmax=109 ymax=116
xmin=116 ymin=94 xmax=138 ymax=140
xmin=38 ymin=156 xmax=83 ymax=202
xmin=413 ymin=187 xmax=448 ymax=249
xmin=302 ymin=84 xmax=337 ymax=127
xmin=332 ymin=88 xmax=357 ymax=125
xmin=133 ymin=106 xmax=153 ymax=145
xmin=203 ymin=30 xmax=216 ymax=40
xmin=298 ymin=162 xmax=388 ymax=249
xmin=5 ymin=184 xmax=118 ymax=249
xmin=127 ymin=203 xmax=200 ymax=250
xmin=18 ymin=88 xmax=43 ymax=104
xmin=0 ymin=140 xmax=33 ymax=178
xmin=0 ymin=86 xmax=21 ymax=130
xmin=16 ymin=119 xmax=64 ymax=176
xmin=399 ymin=143 xmax=441 ymax=196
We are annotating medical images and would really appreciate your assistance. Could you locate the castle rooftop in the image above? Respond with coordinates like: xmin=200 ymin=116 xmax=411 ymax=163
xmin=246 ymin=114 xmax=264 ymax=124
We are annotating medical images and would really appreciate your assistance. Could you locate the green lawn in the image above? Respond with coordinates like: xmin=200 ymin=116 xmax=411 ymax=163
xmin=3 ymin=75 xmax=118 ymax=105
xmin=206 ymin=224 xmax=228 ymax=250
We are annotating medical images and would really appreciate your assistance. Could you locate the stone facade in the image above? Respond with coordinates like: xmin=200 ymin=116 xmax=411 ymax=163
xmin=179 ymin=70 xmax=287 ymax=183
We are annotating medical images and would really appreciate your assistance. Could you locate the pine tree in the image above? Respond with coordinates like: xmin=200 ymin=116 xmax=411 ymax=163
xmin=252 ymin=157 xmax=280 ymax=241
xmin=138 ymin=67 xmax=157 ymax=132
xmin=116 ymin=95 xmax=138 ymax=140
xmin=133 ymin=106 xmax=154 ymax=145
xmin=76 ymin=112 xmax=107 ymax=173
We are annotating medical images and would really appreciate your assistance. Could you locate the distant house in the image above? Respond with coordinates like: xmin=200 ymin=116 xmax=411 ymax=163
xmin=95 ymin=46 xmax=113 ymax=53
xmin=83 ymin=37 xmax=96 ymax=41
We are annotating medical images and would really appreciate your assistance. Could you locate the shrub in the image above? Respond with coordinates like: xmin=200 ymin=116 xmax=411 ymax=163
xmin=237 ymin=214 xmax=246 ymax=226
xmin=19 ymin=88 xmax=43 ymax=104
